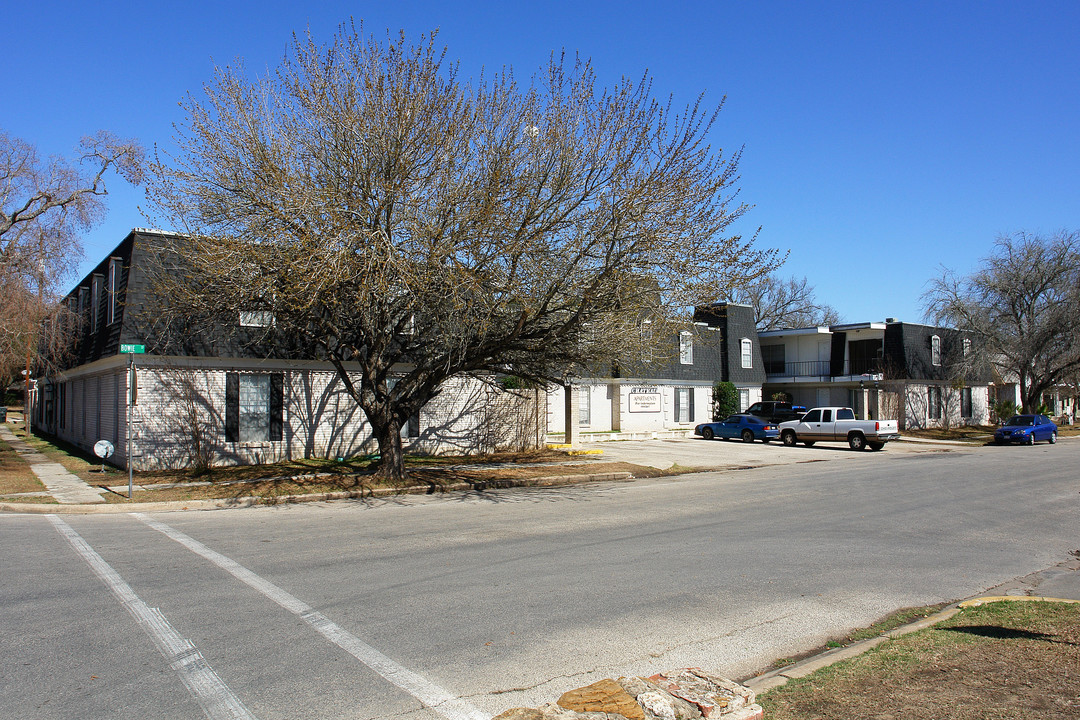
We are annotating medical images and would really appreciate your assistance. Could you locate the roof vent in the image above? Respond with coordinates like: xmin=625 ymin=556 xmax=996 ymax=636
xmin=885 ymin=317 xmax=898 ymax=323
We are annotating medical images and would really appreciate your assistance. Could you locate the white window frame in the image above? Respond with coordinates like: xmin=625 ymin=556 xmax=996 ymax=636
xmin=738 ymin=388 xmax=749 ymax=412
xmin=679 ymin=332 xmax=693 ymax=365
xmin=931 ymin=335 xmax=942 ymax=366
xmin=238 ymin=374 xmax=272 ymax=442
xmin=740 ymin=338 xmax=753 ymax=369
xmin=90 ymin=275 xmax=102 ymax=334
xmin=578 ymin=386 xmax=591 ymax=427
xmin=240 ymin=310 xmax=275 ymax=328
xmin=107 ymin=258 xmax=121 ymax=325
xmin=675 ymin=387 xmax=693 ymax=424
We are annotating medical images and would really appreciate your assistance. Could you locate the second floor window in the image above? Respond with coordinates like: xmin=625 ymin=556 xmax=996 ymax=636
xmin=240 ymin=310 xmax=274 ymax=327
xmin=90 ymin=275 xmax=102 ymax=334
xmin=741 ymin=338 xmax=752 ymax=368
xmin=931 ymin=335 xmax=942 ymax=366
xmin=680 ymin=332 xmax=693 ymax=365
xmin=107 ymin=258 xmax=121 ymax=325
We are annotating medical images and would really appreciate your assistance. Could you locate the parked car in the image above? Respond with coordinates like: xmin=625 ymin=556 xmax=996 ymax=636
xmin=745 ymin=401 xmax=807 ymax=424
xmin=695 ymin=414 xmax=779 ymax=443
xmin=777 ymin=406 xmax=900 ymax=450
xmin=993 ymin=414 xmax=1058 ymax=445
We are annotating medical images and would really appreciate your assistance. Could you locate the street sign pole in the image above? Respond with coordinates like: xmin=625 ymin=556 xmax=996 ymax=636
xmin=128 ymin=351 xmax=134 ymax=499
xmin=120 ymin=344 xmax=144 ymax=499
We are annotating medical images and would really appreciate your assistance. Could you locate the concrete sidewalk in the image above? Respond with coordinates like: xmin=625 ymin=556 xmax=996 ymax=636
xmin=0 ymin=424 xmax=107 ymax=504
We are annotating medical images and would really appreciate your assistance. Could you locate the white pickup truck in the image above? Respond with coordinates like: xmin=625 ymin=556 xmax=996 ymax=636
xmin=777 ymin=407 xmax=900 ymax=450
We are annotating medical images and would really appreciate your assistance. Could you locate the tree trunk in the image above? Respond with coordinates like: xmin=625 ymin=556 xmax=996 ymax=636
xmin=370 ymin=412 xmax=407 ymax=482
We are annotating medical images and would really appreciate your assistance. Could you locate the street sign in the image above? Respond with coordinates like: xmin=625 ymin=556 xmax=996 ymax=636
xmin=120 ymin=344 xmax=145 ymax=354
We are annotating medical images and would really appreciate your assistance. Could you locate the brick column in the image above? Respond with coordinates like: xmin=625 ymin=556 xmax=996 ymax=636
xmin=563 ymin=383 xmax=579 ymax=447
xmin=609 ymin=382 xmax=622 ymax=432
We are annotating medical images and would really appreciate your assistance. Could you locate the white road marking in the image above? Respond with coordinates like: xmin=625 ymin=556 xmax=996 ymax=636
xmin=47 ymin=515 xmax=258 ymax=720
xmin=132 ymin=513 xmax=489 ymax=720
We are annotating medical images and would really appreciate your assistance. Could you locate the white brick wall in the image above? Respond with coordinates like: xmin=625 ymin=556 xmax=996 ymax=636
xmin=108 ymin=366 xmax=546 ymax=470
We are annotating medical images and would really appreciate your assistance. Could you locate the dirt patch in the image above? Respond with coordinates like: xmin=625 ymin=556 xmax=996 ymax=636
xmin=760 ymin=600 xmax=1080 ymax=719
xmin=97 ymin=460 xmax=672 ymax=504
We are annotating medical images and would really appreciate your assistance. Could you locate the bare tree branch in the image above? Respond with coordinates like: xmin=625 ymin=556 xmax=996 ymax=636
xmin=923 ymin=230 xmax=1080 ymax=413
xmin=0 ymin=128 xmax=143 ymax=385
xmin=730 ymin=273 xmax=840 ymax=331
xmin=143 ymin=23 xmax=781 ymax=480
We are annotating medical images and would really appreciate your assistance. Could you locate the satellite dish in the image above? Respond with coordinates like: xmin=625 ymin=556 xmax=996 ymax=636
xmin=94 ymin=440 xmax=115 ymax=459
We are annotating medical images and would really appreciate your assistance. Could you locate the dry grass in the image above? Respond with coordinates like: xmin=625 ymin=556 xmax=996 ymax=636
xmin=760 ymin=600 xmax=1080 ymax=719
xmin=98 ymin=460 xmax=662 ymax=504
xmin=0 ymin=434 xmax=46 ymax=496
xmin=0 ymin=426 xmax=665 ymax=504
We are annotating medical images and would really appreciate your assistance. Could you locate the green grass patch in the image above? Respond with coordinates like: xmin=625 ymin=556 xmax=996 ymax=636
xmin=760 ymin=600 xmax=1080 ymax=720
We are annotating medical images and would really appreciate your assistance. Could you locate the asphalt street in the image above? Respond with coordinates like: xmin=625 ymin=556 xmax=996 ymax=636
xmin=2 ymin=439 xmax=1078 ymax=720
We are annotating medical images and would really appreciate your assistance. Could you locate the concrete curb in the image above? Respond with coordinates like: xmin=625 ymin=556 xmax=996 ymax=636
xmin=744 ymin=594 xmax=1078 ymax=695
xmin=0 ymin=470 xmax=634 ymax=514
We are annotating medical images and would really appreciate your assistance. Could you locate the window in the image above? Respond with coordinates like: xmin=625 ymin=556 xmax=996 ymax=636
xmin=738 ymin=388 xmax=749 ymax=411
xmin=640 ymin=320 xmax=653 ymax=361
xmin=225 ymin=373 xmax=284 ymax=442
xmin=740 ymin=338 xmax=752 ymax=369
xmin=90 ymin=275 xmax=103 ymax=333
xmin=848 ymin=339 xmax=883 ymax=375
xmin=679 ymin=332 xmax=693 ymax=365
xmin=929 ymin=386 xmax=942 ymax=420
xmin=107 ymin=258 xmax=121 ymax=325
xmin=407 ymin=410 xmax=420 ymax=439
xmin=240 ymin=310 xmax=274 ymax=327
xmin=961 ymin=387 xmax=973 ymax=418
xmin=78 ymin=287 xmax=88 ymax=329
xmin=962 ymin=338 xmax=971 ymax=357
xmin=762 ymin=344 xmax=785 ymax=374
xmin=836 ymin=408 xmax=855 ymax=420
xmin=578 ymin=386 xmax=591 ymax=426
xmin=931 ymin=335 xmax=941 ymax=366
xmin=803 ymin=409 xmax=821 ymax=423
xmin=675 ymin=387 xmax=695 ymax=423
xmin=821 ymin=409 xmax=833 ymax=422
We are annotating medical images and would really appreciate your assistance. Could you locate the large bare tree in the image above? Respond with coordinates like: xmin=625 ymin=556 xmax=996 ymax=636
xmin=924 ymin=230 xmax=1080 ymax=413
xmin=144 ymin=24 xmax=780 ymax=480
xmin=0 ymin=129 xmax=142 ymax=387
xmin=730 ymin=273 xmax=840 ymax=330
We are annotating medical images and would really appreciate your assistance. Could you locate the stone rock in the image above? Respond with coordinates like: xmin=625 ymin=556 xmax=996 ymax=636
xmin=617 ymin=676 xmax=702 ymax=720
xmin=558 ymin=678 xmax=647 ymax=720
xmin=493 ymin=709 xmax=547 ymax=720
xmin=637 ymin=691 xmax=677 ymax=720
xmin=647 ymin=669 xmax=756 ymax=719
xmin=494 ymin=703 xmax=627 ymax=720
xmin=498 ymin=670 xmax=761 ymax=720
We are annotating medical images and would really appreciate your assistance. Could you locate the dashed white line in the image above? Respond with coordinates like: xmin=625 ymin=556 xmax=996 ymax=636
xmin=131 ymin=513 xmax=489 ymax=720
xmin=47 ymin=514 xmax=259 ymax=720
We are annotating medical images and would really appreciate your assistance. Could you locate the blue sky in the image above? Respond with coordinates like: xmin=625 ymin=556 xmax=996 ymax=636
xmin=5 ymin=1 xmax=1077 ymax=324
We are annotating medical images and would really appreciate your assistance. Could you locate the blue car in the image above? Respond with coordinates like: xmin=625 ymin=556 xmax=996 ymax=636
xmin=695 ymin=414 xmax=779 ymax=443
xmin=993 ymin=414 xmax=1058 ymax=445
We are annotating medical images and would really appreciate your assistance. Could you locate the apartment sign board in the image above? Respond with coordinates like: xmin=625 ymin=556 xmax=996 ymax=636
xmin=628 ymin=386 xmax=662 ymax=413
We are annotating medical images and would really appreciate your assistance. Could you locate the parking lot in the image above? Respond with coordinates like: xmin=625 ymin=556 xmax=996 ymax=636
xmin=578 ymin=435 xmax=964 ymax=470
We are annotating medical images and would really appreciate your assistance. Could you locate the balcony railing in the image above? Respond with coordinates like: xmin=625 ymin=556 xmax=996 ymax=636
xmin=765 ymin=360 xmax=883 ymax=378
